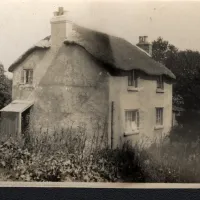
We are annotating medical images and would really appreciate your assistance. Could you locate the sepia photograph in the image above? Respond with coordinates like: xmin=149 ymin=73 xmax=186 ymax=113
xmin=0 ymin=0 xmax=200 ymax=185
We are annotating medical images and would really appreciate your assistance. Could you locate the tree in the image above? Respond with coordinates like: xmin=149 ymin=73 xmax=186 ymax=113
xmin=0 ymin=63 xmax=12 ymax=109
xmin=171 ymin=50 xmax=200 ymax=110
xmin=152 ymin=37 xmax=182 ymax=107
xmin=152 ymin=38 xmax=200 ymax=110
xmin=152 ymin=38 xmax=200 ymax=140
xmin=152 ymin=37 xmax=178 ymax=65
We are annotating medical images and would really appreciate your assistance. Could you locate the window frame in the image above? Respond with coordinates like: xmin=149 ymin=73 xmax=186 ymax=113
xmin=22 ymin=69 xmax=33 ymax=85
xmin=155 ymin=107 xmax=164 ymax=126
xmin=124 ymin=109 xmax=140 ymax=134
xmin=128 ymin=70 xmax=138 ymax=87
xmin=156 ymin=75 xmax=164 ymax=90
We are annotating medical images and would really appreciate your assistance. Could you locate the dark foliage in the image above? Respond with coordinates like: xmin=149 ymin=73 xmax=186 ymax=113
xmin=152 ymin=37 xmax=200 ymax=110
xmin=0 ymin=135 xmax=200 ymax=183
xmin=0 ymin=64 xmax=12 ymax=109
xmin=0 ymin=138 xmax=147 ymax=182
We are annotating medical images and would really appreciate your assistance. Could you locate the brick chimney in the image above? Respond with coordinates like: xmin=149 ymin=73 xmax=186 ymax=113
xmin=136 ymin=36 xmax=152 ymax=56
xmin=50 ymin=7 xmax=72 ymax=47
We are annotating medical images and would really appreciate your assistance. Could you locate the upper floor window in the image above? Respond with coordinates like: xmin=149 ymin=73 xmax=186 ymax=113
xmin=128 ymin=70 xmax=138 ymax=87
xmin=125 ymin=110 xmax=139 ymax=133
xmin=21 ymin=69 xmax=33 ymax=84
xmin=157 ymin=75 xmax=164 ymax=89
xmin=156 ymin=107 xmax=163 ymax=126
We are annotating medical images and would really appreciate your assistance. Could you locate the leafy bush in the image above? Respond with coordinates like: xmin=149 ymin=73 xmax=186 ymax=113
xmin=1 ymin=131 xmax=200 ymax=183
xmin=94 ymin=143 xmax=147 ymax=182
xmin=0 ymin=138 xmax=147 ymax=182
xmin=0 ymin=139 xmax=105 ymax=182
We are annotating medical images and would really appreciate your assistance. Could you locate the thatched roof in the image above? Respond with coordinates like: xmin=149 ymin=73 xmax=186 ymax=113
xmin=8 ymin=24 xmax=175 ymax=79
xmin=8 ymin=36 xmax=51 ymax=72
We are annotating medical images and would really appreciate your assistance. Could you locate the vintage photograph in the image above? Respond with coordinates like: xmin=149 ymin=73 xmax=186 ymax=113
xmin=0 ymin=0 xmax=199 ymax=184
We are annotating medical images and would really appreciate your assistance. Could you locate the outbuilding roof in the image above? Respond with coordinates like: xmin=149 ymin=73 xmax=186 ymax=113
xmin=0 ymin=100 xmax=34 ymax=113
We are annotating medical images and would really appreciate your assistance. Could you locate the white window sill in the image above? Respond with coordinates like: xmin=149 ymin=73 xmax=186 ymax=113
xmin=124 ymin=130 xmax=139 ymax=136
xmin=19 ymin=84 xmax=34 ymax=88
xmin=154 ymin=125 xmax=164 ymax=130
xmin=127 ymin=86 xmax=143 ymax=92
xmin=156 ymin=88 xmax=164 ymax=93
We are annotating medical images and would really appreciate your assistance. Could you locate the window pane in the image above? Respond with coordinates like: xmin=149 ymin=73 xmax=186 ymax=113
xmin=26 ymin=70 xmax=29 ymax=83
xmin=135 ymin=77 xmax=138 ymax=88
xmin=156 ymin=108 xmax=163 ymax=125
xmin=29 ymin=70 xmax=33 ymax=84
xmin=157 ymin=76 xmax=164 ymax=89
xmin=125 ymin=110 xmax=139 ymax=131
xmin=24 ymin=69 xmax=33 ymax=84
xmin=28 ymin=71 xmax=30 ymax=83
xmin=131 ymin=111 xmax=135 ymax=121
xmin=128 ymin=70 xmax=138 ymax=87
xmin=134 ymin=72 xmax=138 ymax=88
xmin=156 ymin=108 xmax=159 ymax=124
xmin=136 ymin=111 xmax=139 ymax=128
xmin=132 ymin=71 xmax=135 ymax=84
xmin=157 ymin=78 xmax=160 ymax=88
xmin=21 ymin=70 xmax=25 ymax=83
xmin=128 ymin=74 xmax=132 ymax=86
xmin=125 ymin=112 xmax=128 ymax=121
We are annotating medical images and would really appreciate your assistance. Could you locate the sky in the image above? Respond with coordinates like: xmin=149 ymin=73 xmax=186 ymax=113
xmin=1 ymin=0 xmax=200 ymax=77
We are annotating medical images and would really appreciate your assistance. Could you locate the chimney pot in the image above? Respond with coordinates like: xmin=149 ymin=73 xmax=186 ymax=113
xmin=139 ymin=36 xmax=143 ymax=43
xmin=139 ymin=36 xmax=148 ymax=44
xmin=50 ymin=7 xmax=72 ymax=47
xmin=143 ymin=36 xmax=148 ymax=43
xmin=58 ymin=7 xmax=64 ymax=15
xmin=137 ymin=35 xmax=152 ymax=56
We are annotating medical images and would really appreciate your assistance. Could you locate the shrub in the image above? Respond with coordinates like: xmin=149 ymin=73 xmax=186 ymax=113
xmin=142 ymin=140 xmax=200 ymax=183
xmin=0 ymin=140 xmax=105 ymax=182
xmin=0 ymin=137 xmax=147 ymax=182
xmin=1 ymin=129 xmax=200 ymax=183
xmin=94 ymin=143 xmax=147 ymax=182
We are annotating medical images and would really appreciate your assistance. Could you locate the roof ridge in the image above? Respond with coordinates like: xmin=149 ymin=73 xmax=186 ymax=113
xmin=71 ymin=23 xmax=153 ymax=58
xmin=8 ymin=23 xmax=175 ymax=79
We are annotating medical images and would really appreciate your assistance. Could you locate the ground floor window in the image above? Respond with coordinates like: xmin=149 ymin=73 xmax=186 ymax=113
xmin=125 ymin=110 xmax=139 ymax=132
xmin=156 ymin=107 xmax=164 ymax=125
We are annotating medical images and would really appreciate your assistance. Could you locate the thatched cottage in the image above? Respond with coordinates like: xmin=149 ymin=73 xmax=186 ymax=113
xmin=0 ymin=7 xmax=175 ymax=148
